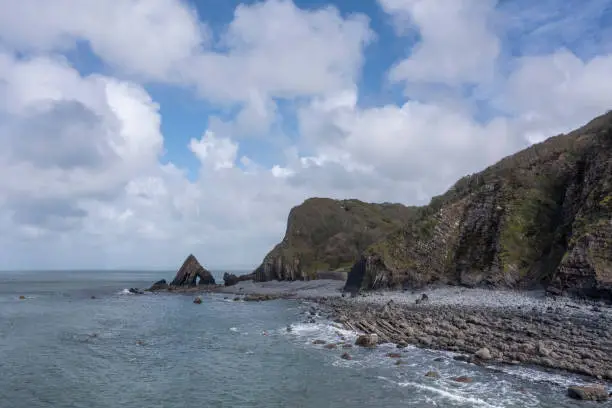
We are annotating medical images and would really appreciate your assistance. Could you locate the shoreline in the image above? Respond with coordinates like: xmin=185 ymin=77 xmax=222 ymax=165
xmin=152 ymin=280 xmax=612 ymax=382
xmin=318 ymin=296 xmax=612 ymax=381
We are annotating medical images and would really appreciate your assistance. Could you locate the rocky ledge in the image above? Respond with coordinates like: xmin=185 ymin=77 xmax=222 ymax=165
xmin=319 ymin=295 xmax=612 ymax=380
xmin=223 ymin=272 xmax=255 ymax=286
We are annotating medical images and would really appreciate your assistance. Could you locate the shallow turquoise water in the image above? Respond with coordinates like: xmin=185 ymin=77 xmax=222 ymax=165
xmin=0 ymin=271 xmax=605 ymax=407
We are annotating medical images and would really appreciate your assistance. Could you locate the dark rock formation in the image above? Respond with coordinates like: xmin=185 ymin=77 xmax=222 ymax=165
xmin=223 ymin=273 xmax=239 ymax=286
xmin=340 ymin=352 xmax=352 ymax=360
xmin=315 ymin=271 xmax=348 ymax=281
xmin=148 ymin=279 xmax=168 ymax=291
xmin=355 ymin=333 xmax=378 ymax=347
xmin=424 ymin=371 xmax=440 ymax=379
xmin=253 ymin=198 xmax=418 ymax=282
xmin=243 ymin=294 xmax=278 ymax=302
xmin=345 ymin=111 xmax=612 ymax=301
xmin=223 ymin=272 xmax=254 ymax=286
xmin=567 ymin=385 xmax=609 ymax=401
xmin=322 ymin=296 xmax=612 ymax=379
xmin=171 ymin=254 xmax=216 ymax=286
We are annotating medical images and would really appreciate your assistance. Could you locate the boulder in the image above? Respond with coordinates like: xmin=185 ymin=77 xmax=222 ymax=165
xmin=148 ymin=279 xmax=168 ymax=291
xmin=128 ymin=288 xmax=144 ymax=294
xmin=567 ymin=385 xmax=608 ymax=401
xmin=341 ymin=352 xmax=352 ymax=360
xmin=475 ymin=347 xmax=492 ymax=360
xmin=453 ymin=376 xmax=473 ymax=383
xmin=355 ymin=333 xmax=378 ymax=347
xmin=171 ymin=254 xmax=216 ymax=286
xmin=425 ymin=371 xmax=440 ymax=379
xmin=193 ymin=296 xmax=203 ymax=304
xmin=386 ymin=352 xmax=402 ymax=358
xmin=223 ymin=273 xmax=239 ymax=286
xmin=243 ymin=294 xmax=277 ymax=302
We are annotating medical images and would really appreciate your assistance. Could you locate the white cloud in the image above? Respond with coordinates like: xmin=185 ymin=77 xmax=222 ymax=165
xmin=0 ymin=53 xmax=163 ymax=202
xmin=0 ymin=0 xmax=611 ymax=270
xmin=0 ymin=0 xmax=206 ymax=79
xmin=189 ymin=131 xmax=239 ymax=170
xmin=379 ymin=0 xmax=500 ymax=87
xmin=500 ymin=50 xmax=612 ymax=141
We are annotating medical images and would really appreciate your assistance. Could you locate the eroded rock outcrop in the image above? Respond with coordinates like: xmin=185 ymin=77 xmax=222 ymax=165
xmin=345 ymin=111 xmax=612 ymax=301
xmin=253 ymin=198 xmax=418 ymax=282
xmin=148 ymin=279 xmax=168 ymax=291
xmin=567 ymin=385 xmax=609 ymax=401
xmin=223 ymin=272 xmax=254 ymax=286
xmin=171 ymin=254 xmax=216 ymax=286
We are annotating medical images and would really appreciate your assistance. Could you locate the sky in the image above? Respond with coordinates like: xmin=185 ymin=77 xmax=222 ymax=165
xmin=0 ymin=0 xmax=611 ymax=271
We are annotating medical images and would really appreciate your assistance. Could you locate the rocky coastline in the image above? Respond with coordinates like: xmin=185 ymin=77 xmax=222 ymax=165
xmin=164 ymin=272 xmax=612 ymax=384
xmin=140 ymin=109 xmax=612 ymax=402
xmin=318 ymin=293 xmax=612 ymax=381
xmin=145 ymin=253 xmax=611 ymax=400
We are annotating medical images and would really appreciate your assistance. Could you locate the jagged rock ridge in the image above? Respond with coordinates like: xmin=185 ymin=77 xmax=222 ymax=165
xmin=253 ymin=198 xmax=419 ymax=281
xmin=345 ymin=111 xmax=612 ymax=301
xmin=171 ymin=254 xmax=216 ymax=286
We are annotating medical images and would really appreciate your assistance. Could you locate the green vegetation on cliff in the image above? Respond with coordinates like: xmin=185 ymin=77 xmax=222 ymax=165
xmin=346 ymin=111 xmax=612 ymax=300
xmin=252 ymin=111 xmax=612 ymax=301
xmin=253 ymin=198 xmax=418 ymax=281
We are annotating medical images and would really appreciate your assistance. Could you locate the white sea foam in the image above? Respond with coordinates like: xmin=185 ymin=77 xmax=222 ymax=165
xmin=286 ymin=321 xmax=356 ymax=345
xmin=492 ymin=364 xmax=586 ymax=387
xmin=378 ymin=376 xmax=506 ymax=408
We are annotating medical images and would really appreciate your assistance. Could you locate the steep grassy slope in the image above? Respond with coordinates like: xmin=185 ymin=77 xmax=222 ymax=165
xmin=345 ymin=111 xmax=612 ymax=300
xmin=253 ymin=198 xmax=418 ymax=281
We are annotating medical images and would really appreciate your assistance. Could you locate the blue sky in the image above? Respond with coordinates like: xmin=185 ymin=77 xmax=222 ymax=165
xmin=0 ymin=0 xmax=611 ymax=269
xmin=151 ymin=0 xmax=611 ymax=179
xmin=61 ymin=0 xmax=612 ymax=178
xmin=153 ymin=0 xmax=412 ymax=179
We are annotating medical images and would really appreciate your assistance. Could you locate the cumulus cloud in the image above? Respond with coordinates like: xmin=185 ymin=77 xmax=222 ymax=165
xmin=0 ymin=0 xmax=610 ymax=270
xmin=379 ymin=0 xmax=500 ymax=87
xmin=0 ymin=0 xmax=205 ymax=79
xmin=501 ymin=50 xmax=612 ymax=141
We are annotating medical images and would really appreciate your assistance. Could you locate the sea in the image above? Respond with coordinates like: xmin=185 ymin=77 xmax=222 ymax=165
xmin=0 ymin=270 xmax=605 ymax=408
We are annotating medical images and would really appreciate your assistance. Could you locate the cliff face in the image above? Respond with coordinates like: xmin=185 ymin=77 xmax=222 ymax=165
xmin=345 ymin=111 xmax=612 ymax=301
xmin=253 ymin=198 xmax=418 ymax=281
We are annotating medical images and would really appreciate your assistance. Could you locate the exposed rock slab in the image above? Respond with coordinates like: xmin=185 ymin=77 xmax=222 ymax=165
xmin=320 ymin=296 xmax=612 ymax=380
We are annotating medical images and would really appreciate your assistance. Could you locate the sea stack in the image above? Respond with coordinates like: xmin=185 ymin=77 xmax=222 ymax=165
xmin=171 ymin=254 xmax=216 ymax=286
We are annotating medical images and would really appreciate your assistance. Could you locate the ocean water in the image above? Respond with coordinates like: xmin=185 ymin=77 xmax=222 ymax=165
xmin=0 ymin=271 xmax=605 ymax=408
